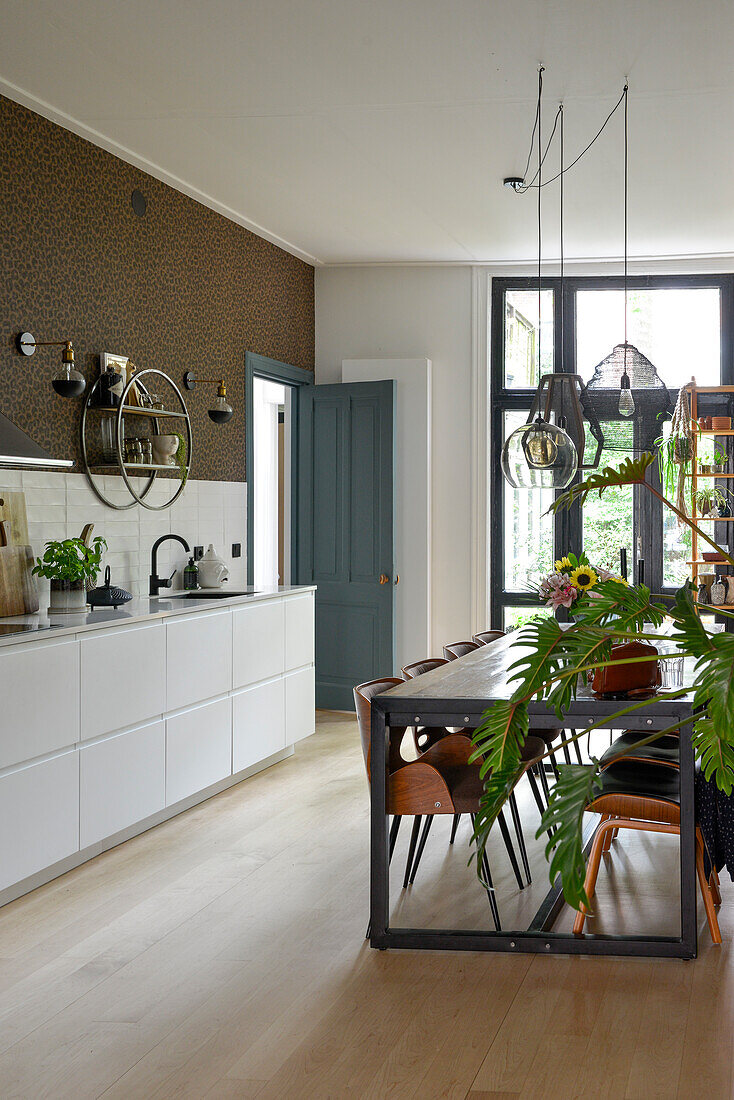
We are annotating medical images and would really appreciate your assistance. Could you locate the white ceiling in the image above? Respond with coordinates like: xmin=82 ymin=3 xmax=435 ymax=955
xmin=1 ymin=0 xmax=733 ymax=266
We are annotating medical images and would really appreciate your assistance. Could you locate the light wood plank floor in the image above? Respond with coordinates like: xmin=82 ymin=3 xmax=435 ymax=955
xmin=0 ymin=711 xmax=732 ymax=1099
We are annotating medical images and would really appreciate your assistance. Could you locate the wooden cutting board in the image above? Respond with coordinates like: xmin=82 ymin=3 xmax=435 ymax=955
xmin=0 ymin=491 xmax=30 ymax=546
xmin=0 ymin=520 xmax=39 ymax=617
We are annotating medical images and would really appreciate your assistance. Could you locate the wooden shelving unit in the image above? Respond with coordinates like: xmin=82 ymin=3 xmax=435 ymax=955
xmin=689 ymin=383 xmax=734 ymax=606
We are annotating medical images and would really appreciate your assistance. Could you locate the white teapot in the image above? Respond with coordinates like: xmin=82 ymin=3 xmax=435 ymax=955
xmin=197 ymin=544 xmax=230 ymax=589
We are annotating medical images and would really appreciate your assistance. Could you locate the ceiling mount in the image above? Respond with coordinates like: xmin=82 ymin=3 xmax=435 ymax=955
xmin=503 ymin=177 xmax=524 ymax=191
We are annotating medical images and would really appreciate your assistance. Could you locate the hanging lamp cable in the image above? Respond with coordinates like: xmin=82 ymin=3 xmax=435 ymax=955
xmin=623 ymin=82 xmax=629 ymax=377
xmin=537 ymin=66 xmax=543 ymax=380
xmin=559 ymin=102 xmax=564 ymax=365
xmin=515 ymin=81 xmax=628 ymax=191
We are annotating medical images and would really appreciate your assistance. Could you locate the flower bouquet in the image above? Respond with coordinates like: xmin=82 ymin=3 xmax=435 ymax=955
xmin=536 ymin=551 xmax=626 ymax=612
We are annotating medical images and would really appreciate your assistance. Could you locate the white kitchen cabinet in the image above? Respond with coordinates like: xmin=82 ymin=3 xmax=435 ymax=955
xmin=166 ymin=608 xmax=232 ymax=712
xmin=233 ymin=676 xmax=285 ymax=773
xmin=0 ymin=750 xmax=79 ymax=892
xmin=166 ymin=696 xmax=232 ymax=806
xmin=81 ymin=621 xmax=165 ymax=741
xmin=0 ymin=637 xmax=79 ymax=769
xmin=285 ymin=666 xmax=316 ymax=744
xmin=80 ymin=719 xmax=165 ymax=848
xmin=284 ymin=595 xmax=315 ymax=671
xmin=232 ymin=600 xmax=285 ymax=687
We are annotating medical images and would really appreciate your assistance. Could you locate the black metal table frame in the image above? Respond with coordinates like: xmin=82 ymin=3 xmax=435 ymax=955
xmin=370 ymin=694 xmax=697 ymax=958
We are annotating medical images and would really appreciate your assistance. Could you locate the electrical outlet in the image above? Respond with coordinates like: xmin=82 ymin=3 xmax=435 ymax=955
xmin=231 ymin=543 xmax=241 ymax=558
xmin=194 ymin=545 xmax=204 ymax=560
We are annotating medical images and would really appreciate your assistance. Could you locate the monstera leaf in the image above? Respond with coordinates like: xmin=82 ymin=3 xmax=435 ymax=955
xmin=538 ymin=763 xmax=602 ymax=909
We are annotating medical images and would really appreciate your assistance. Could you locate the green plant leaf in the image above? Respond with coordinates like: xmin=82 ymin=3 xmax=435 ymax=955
xmin=506 ymin=616 xmax=564 ymax=700
xmin=572 ymin=578 xmax=667 ymax=634
xmin=549 ymin=453 xmax=657 ymax=515
xmin=470 ymin=756 xmax=527 ymax=872
xmin=470 ymin=699 xmax=528 ymax=779
xmin=537 ymin=762 xmax=602 ymax=910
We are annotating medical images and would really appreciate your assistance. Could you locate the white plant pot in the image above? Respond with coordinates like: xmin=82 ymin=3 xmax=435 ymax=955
xmin=49 ymin=580 xmax=87 ymax=614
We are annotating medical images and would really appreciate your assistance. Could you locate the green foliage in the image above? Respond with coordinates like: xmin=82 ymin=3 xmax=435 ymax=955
xmin=32 ymin=537 xmax=107 ymax=583
xmin=537 ymin=764 xmax=602 ymax=909
xmin=173 ymin=432 xmax=188 ymax=486
xmin=549 ymin=453 xmax=656 ymax=514
xmin=473 ymin=454 xmax=734 ymax=911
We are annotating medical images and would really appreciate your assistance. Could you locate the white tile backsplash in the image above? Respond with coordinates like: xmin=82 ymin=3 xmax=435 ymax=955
xmin=1 ymin=471 xmax=247 ymax=597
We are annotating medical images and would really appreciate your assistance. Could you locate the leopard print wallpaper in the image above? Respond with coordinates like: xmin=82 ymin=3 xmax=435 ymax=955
xmin=0 ymin=94 xmax=314 ymax=481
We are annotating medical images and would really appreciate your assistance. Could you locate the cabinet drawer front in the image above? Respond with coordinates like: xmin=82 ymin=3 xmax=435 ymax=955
xmin=166 ymin=696 xmax=232 ymax=806
xmin=0 ymin=751 xmax=79 ymax=892
xmin=81 ymin=623 xmax=165 ymax=740
xmin=80 ymin=720 xmax=165 ymax=848
xmin=166 ymin=610 xmax=232 ymax=712
xmin=285 ymin=667 xmax=315 ymax=744
xmin=284 ymin=595 xmax=315 ymax=671
xmin=232 ymin=601 xmax=285 ymax=688
xmin=232 ymin=678 xmax=285 ymax=773
xmin=0 ymin=639 xmax=79 ymax=769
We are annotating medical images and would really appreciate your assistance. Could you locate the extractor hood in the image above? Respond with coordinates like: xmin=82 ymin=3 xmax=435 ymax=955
xmin=0 ymin=410 xmax=73 ymax=469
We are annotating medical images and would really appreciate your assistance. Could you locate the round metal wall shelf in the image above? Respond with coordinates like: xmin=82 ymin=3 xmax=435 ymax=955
xmin=81 ymin=368 xmax=193 ymax=511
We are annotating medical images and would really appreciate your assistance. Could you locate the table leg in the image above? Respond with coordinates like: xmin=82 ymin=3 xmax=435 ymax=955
xmin=679 ymin=719 xmax=697 ymax=958
xmin=370 ymin=701 xmax=390 ymax=946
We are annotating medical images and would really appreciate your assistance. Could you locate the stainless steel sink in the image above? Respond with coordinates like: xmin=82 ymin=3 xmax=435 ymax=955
xmin=179 ymin=590 xmax=258 ymax=599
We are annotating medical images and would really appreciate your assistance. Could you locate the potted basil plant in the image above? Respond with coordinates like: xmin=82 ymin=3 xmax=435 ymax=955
xmin=32 ymin=536 xmax=107 ymax=613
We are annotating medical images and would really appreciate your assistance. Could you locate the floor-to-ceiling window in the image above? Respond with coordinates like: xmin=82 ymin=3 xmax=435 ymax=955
xmin=490 ymin=275 xmax=733 ymax=628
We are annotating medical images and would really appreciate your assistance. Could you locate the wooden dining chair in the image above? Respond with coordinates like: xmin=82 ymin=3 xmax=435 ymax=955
xmin=354 ymin=676 xmax=506 ymax=928
xmin=472 ymin=630 xmax=506 ymax=646
xmin=443 ymin=640 xmax=480 ymax=661
xmin=402 ymin=658 xmax=449 ymax=679
xmin=572 ymin=760 xmax=721 ymax=943
xmin=354 ymin=679 xmax=546 ymax=928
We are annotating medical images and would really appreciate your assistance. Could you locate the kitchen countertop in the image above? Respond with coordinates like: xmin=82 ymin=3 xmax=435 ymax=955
xmin=0 ymin=585 xmax=316 ymax=647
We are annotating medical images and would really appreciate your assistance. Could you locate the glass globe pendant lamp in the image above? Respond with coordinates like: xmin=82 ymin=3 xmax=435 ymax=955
xmin=501 ymin=415 xmax=578 ymax=489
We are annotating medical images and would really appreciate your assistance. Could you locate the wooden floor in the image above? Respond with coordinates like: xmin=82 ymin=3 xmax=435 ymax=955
xmin=0 ymin=711 xmax=732 ymax=1099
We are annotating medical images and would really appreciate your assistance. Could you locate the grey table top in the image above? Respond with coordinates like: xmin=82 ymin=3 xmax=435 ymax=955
xmin=381 ymin=632 xmax=695 ymax=717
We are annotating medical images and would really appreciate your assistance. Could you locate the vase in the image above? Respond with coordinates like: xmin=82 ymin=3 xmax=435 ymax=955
xmin=49 ymin=579 xmax=87 ymax=614
xmin=711 ymin=576 xmax=727 ymax=606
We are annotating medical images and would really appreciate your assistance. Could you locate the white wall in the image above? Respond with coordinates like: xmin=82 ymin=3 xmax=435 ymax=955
xmin=316 ymin=266 xmax=474 ymax=651
xmin=0 ymin=470 xmax=247 ymax=604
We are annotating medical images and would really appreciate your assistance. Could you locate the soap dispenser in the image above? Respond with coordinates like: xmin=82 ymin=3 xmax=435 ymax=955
xmin=183 ymin=556 xmax=199 ymax=591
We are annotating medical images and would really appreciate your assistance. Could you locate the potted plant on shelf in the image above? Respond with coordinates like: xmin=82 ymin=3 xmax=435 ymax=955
xmin=470 ymin=452 xmax=734 ymax=915
xmin=714 ymin=446 xmax=728 ymax=474
xmin=32 ymin=536 xmax=107 ymax=613
xmin=694 ymin=485 xmax=732 ymax=518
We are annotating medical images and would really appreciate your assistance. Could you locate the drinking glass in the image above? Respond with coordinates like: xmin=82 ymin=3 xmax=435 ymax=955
xmin=661 ymin=656 xmax=684 ymax=689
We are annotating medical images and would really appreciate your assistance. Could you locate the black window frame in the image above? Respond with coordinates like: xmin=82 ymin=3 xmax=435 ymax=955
xmin=490 ymin=273 xmax=734 ymax=628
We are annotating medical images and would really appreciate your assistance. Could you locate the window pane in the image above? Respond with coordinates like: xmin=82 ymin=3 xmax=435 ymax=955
xmin=503 ymin=605 xmax=553 ymax=632
xmin=504 ymin=289 xmax=554 ymax=388
xmin=502 ymin=410 xmax=554 ymax=591
xmin=576 ymin=288 xmax=721 ymax=388
xmin=582 ymin=422 xmax=634 ymax=575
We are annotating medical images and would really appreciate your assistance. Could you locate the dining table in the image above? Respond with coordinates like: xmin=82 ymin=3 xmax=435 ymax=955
xmin=369 ymin=633 xmax=699 ymax=958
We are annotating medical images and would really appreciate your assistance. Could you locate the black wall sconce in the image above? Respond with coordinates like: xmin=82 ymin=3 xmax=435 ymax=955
xmin=16 ymin=332 xmax=86 ymax=397
xmin=183 ymin=372 xmax=234 ymax=423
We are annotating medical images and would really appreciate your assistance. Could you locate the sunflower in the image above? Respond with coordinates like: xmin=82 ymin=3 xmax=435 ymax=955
xmin=570 ymin=565 xmax=598 ymax=591
xmin=554 ymin=556 xmax=572 ymax=572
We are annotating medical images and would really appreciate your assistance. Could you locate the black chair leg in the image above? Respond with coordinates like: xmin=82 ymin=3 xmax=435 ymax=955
xmin=538 ymin=759 xmax=552 ymax=805
xmin=527 ymin=768 xmax=553 ymax=842
xmin=403 ymin=816 xmax=422 ymax=888
xmin=409 ymin=816 xmax=434 ymax=885
xmin=470 ymin=814 xmax=501 ymax=930
xmin=498 ymin=809 xmax=524 ymax=890
xmin=389 ymin=815 xmax=402 ymax=863
xmin=574 ymin=733 xmax=583 ymax=763
xmin=509 ymin=792 xmax=531 ymax=885
xmin=548 ymin=751 xmax=560 ymax=780
xmin=450 ymin=813 xmax=461 ymax=844
xmin=562 ymin=738 xmax=572 ymax=764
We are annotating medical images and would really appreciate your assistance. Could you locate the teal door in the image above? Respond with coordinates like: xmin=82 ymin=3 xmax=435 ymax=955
xmin=297 ymin=381 xmax=396 ymax=710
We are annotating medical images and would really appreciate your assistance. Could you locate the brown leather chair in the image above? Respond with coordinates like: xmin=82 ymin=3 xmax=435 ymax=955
xmin=402 ymin=658 xmax=449 ymax=679
xmin=443 ymin=641 xmax=480 ymax=661
xmin=473 ymin=630 xmax=506 ymax=646
xmin=572 ymin=761 xmax=721 ymax=943
xmin=354 ymin=678 xmax=546 ymax=929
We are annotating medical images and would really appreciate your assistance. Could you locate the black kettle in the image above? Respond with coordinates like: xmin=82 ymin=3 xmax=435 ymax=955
xmin=87 ymin=566 xmax=133 ymax=610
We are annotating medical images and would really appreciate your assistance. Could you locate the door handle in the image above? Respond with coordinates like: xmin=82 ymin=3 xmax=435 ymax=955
xmin=394 ymin=575 xmax=400 ymax=585
xmin=379 ymin=573 xmax=389 ymax=584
